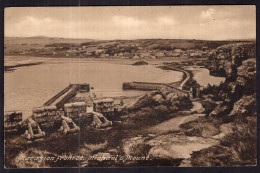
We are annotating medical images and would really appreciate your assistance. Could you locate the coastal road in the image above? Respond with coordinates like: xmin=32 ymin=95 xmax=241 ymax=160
xmin=178 ymin=70 xmax=191 ymax=90
xmin=164 ymin=65 xmax=191 ymax=90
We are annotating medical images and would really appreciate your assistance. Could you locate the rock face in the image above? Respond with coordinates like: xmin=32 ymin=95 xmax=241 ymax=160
xmin=228 ymin=93 xmax=257 ymax=118
xmin=237 ymin=58 xmax=256 ymax=80
xmin=205 ymin=42 xmax=256 ymax=118
xmin=191 ymin=42 xmax=257 ymax=166
xmin=207 ymin=42 xmax=256 ymax=81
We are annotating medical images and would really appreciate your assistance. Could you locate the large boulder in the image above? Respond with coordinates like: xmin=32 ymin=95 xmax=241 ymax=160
xmin=237 ymin=58 xmax=256 ymax=80
xmin=160 ymin=88 xmax=170 ymax=97
xmin=166 ymin=92 xmax=175 ymax=101
xmin=209 ymin=102 xmax=232 ymax=118
xmin=152 ymin=94 xmax=164 ymax=103
xmin=228 ymin=94 xmax=256 ymax=118
xmin=170 ymin=94 xmax=179 ymax=103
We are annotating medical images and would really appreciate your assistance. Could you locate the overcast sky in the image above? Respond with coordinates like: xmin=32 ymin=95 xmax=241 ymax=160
xmin=5 ymin=6 xmax=256 ymax=40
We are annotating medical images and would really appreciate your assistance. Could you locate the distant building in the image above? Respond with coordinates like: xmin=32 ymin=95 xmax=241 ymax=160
xmin=84 ymin=52 xmax=92 ymax=56
xmin=172 ymin=52 xmax=181 ymax=57
xmin=174 ymin=49 xmax=182 ymax=53
xmin=202 ymin=46 xmax=208 ymax=51
xmin=123 ymin=52 xmax=131 ymax=57
xmin=95 ymin=49 xmax=104 ymax=54
xmin=132 ymin=54 xmax=140 ymax=59
xmin=140 ymin=52 xmax=150 ymax=58
xmin=155 ymin=52 xmax=165 ymax=58
xmin=189 ymin=52 xmax=202 ymax=58
xmin=100 ymin=54 xmax=109 ymax=58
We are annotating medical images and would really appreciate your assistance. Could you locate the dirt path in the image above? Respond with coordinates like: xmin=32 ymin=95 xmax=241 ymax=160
xmin=190 ymin=101 xmax=205 ymax=113
xmin=149 ymin=113 xmax=205 ymax=133
xmin=149 ymin=101 xmax=205 ymax=134
xmin=122 ymin=100 xmax=219 ymax=166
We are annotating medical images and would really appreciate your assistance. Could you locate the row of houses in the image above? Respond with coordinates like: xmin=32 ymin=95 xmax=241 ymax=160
xmin=14 ymin=45 xmax=210 ymax=59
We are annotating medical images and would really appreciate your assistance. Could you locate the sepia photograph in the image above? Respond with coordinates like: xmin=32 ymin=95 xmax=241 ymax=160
xmin=3 ymin=6 xmax=257 ymax=168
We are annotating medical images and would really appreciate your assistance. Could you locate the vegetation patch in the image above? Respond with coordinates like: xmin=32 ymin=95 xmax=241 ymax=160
xmin=180 ymin=117 xmax=220 ymax=138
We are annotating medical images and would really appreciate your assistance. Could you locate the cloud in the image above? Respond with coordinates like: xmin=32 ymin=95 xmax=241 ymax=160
xmin=157 ymin=16 xmax=177 ymax=26
xmin=112 ymin=16 xmax=146 ymax=28
xmin=4 ymin=6 xmax=256 ymax=40
xmin=200 ymin=8 xmax=216 ymax=20
xmin=20 ymin=16 xmax=53 ymax=27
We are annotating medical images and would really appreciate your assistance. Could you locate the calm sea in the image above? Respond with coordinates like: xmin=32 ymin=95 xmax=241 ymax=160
xmin=4 ymin=56 xmax=183 ymax=119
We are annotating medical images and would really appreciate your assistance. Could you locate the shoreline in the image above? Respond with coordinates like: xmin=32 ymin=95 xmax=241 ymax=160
xmin=4 ymin=54 xmax=201 ymax=64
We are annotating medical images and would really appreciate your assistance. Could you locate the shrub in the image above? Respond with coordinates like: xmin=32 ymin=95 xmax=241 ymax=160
xmin=201 ymin=100 xmax=217 ymax=115
xmin=221 ymin=116 xmax=257 ymax=165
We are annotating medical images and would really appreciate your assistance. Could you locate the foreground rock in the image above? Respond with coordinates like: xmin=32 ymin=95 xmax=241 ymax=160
xmin=122 ymin=132 xmax=219 ymax=167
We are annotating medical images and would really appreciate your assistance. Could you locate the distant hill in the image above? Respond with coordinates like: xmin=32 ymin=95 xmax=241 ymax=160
xmin=4 ymin=36 xmax=95 ymax=55
xmin=4 ymin=36 xmax=255 ymax=58
xmin=5 ymin=36 xmax=95 ymax=45
xmin=28 ymin=35 xmax=50 ymax=39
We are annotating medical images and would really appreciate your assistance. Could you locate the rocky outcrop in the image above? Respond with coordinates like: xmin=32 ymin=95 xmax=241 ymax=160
xmin=207 ymin=42 xmax=256 ymax=81
xmin=237 ymin=58 xmax=256 ymax=95
xmin=204 ymin=42 xmax=256 ymax=118
xmin=209 ymin=102 xmax=232 ymax=117
xmin=237 ymin=58 xmax=256 ymax=80
xmin=192 ymin=42 xmax=257 ymax=166
xmin=228 ymin=93 xmax=256 ymax=118
xmin=126 ymin=87 xmax=192 ymax=114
